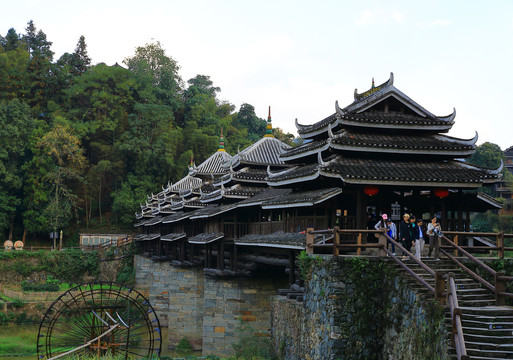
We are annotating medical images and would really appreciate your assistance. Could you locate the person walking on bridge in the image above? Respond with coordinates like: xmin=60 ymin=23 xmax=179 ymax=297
xmin=413 ymin=218 xmax=426 ymax=260
xmin=399 ymin=213 xmax=413 ymax=259
xmin=427 ymin=216 xmax=441 ymax=260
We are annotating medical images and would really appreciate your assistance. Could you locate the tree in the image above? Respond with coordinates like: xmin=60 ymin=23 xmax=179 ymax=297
xmin=23 ymin=20 xmax=53 ymax=60
xmin=4 ymin=28 xmax=21 ymax=51
xmin=0 ymin=99 xmax=35 ymax=240
xmin=36 ymin=123 xmax=86 ymax=242
xmin=235 ymin=103 xmax=266 ymax=142
xmin=467 ymin=142 xmax=505 ymax=169
xmin=123 ymin=41 xmax=183 ymax=110
xmin=112 ymin=174 xmax=158 ymax=225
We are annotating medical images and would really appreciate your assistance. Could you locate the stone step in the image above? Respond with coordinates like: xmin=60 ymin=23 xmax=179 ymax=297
xmin=462 ymin=326 xmax=513 ymax=337
xmin=461 ymin=319 xmax=513 ymax=330
xmin=458 ymin=294 xmax=496 ymax=301
xmin=459 ymin=299 xmax=496 ymax=307
xmin=461 ymin=332 xmax=513 ymax=345
xmin=466 ymin=347 xmax=513 ymax=358
xmin=461 ymin=314 xmax=513 ymax=322
xmin=460 ymin=306 xmax=513 ymax=316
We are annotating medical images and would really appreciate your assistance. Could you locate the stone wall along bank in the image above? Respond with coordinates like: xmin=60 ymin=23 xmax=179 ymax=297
xmin=134 ymin=255 xmax=288 ymax=357
xmin=271 ymin=257 xmax=448 ymax=360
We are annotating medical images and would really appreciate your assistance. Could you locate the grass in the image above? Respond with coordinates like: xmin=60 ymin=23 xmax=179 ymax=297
xmin=0 ymin=324 xmax=38 ymax=356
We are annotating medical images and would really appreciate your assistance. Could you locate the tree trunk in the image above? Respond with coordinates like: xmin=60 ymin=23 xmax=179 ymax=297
xmin=8 ymin=217 xmax=14 ymax=241
xmin=99 ymin=176 xmax=102 ymax=224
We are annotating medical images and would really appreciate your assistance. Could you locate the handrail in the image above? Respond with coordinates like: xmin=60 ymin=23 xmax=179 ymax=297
xmin=384 ymin=234 xmax=436 ymax=277
xmin=447 ymin=273 xmax=468 ymax=360
xmin=440 ymin=248 xmax=495 ymax=293
xmin=383 ymin=247 xmax=434 ymax=293
xmin=441 ymin=235 xmax=513 ymax=305
xmin=441 ymin=235 xmax=497 ymax=276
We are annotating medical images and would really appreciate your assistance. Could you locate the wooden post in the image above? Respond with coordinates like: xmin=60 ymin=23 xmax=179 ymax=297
xmin=357 ymin=233 xmax=362 ymax=256
xmin=497 ymin=232 xmax=504 ymax=259
xmin=495 ymin=272 xmax=506 ymax=306
xmin=306 ymin=228 xmax=314 ymax=255
xmin=333 ymin=226 xmax=340 ymax=256
xmin=289 ymin=250 xmax=296 ymax=285
xmin=378 ymin=234 xmax=386 ymax=257
xmin=435 ymin=271 xmax=446 ymax=305
xmin=453 ymin=235 xmax=458 ymax=258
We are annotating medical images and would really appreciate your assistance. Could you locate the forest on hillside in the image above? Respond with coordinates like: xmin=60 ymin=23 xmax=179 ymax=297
xmin=0 ymin=21 xmax=296 ymax=244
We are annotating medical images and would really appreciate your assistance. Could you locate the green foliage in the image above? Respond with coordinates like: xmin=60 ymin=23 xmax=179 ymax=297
xmin=0 ymin=24 xmax=296 ymax=243
xmin=21 ymin=281 xmax=59 ymax=292
xmin=0 ymin=249 xmax=99 ymax=284
xmin=232 ymin=323 xmax=276 ymax=359
xmin=176 ymin=337 xmax=194 ymax=356
xmin=297 ymin=250 xmax=321 ymax=280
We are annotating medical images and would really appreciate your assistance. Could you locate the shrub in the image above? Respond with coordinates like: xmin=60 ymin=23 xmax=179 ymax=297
xmin=21 ymin=282 xmax=60 ymax=292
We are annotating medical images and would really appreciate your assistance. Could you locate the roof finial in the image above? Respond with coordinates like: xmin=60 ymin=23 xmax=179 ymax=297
xmin=372 ymin=77 xmax=375 ymax=88
xmin=218 ymin=127 xmax=226 ymax=152
xmin=264 ymin=105 xmax=274 ymax=138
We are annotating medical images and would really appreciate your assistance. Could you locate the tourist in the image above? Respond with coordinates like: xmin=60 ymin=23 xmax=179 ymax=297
xmin=427 ymin=216 xmax=442 ymax=260
xmin=386 ymin=218 xmax=397 ymax=255
xmin=399 ymin=213 xmax=414 ymax=259
xmin=413 ymin=218 xmax=426 ymax=260
xmin=374 ymin=214 xmax=396 ymax=255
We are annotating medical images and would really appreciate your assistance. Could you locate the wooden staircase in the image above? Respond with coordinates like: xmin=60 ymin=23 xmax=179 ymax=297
xmin=392 ymin=257 xmax=513 ymax=359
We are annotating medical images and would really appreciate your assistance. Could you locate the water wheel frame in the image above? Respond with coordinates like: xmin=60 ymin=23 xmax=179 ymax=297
xmin=37 ymin=281 xmax=161 ymax=359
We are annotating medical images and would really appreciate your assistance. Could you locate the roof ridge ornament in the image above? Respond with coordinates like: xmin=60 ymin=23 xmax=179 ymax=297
xmin=264 ymin=106 xmax=275 ymax=138
xmin=335 ymin=100 xmax=345 ymax=116
xmin=327 ymin=124 xmax=334 ymax=139
xmin=354 ymin=72 xmax=394 ymax=101
xmin=317 ymin=152 xmax=329 ymax=167
xmin=489 ymin=159 xmax=504 ymax=175
xmin=218 ymin=128 xmax=226 ymax=152
xmin=439 ymin=108 xmax=456 ymax=122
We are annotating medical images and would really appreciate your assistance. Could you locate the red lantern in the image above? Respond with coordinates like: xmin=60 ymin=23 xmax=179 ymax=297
xmin=434 ymin=188 xmax=449 ymax=198
xmin=364 ymin=185 xmax=379 ymax=196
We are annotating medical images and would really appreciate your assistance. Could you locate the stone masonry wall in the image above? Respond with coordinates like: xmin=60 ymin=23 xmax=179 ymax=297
xmin=134 ymin=255 xmax=287 ymax=357
xmin=202 ymin=277 xmax=286 ymax=356
xmin=271 ymin=257 xmax=448 ymax=360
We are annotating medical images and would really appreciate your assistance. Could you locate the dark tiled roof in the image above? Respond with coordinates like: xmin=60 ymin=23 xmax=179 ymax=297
xmin=330 ymin=132 xmax=476 ymax=155
xmin=321 ymin=157 xmax=500 ymax=186
xmin=170 ymin=175 xmax=202 ymax=193
xmin=162 ymin=212 xmax=190 ymax=224
xmin=190 ymin=203 xmax=237 ymax=219
xmin=200 ymin=189 xmax=223 ymax=203
xmin=161 ymin=232 xmax=187 ymax=242
xmin=196 ymin=183 xmax=217 ymax=194
xmin=192 ymin=151 xmax=232 ymax=176
xmin=224 ymin=185 xmax=263 ymax=199
xmin=183 ymin=198 xmax=206 ymax=208
xmin=266 ymin=164 xmax=320 ymax=185
xmin=337 ymin=112 xmax=453 ymax=129
xmin=262 ymin=187 xmax=342 ymax=208
xmin=144 ymin=217 xmax=163 ymax=226
xmin=237 ymin=188 xmax=292 ymax=207
xmin=235 ymin=231 xmax=306 ymax=249
xmin=136 ymin=233 xmax=160 ymax=241
xmin=280 ymin=139 xmax=329 ymax=160
xmin=188 ymin=232 xmax=224 ymax=244
xmin=229 ymin=137 xmax=291 ymax=167
xmin=296 ymin=114 xmax=337 ymax=135
xmin=232 ymin=168 xmax=269 ymax=183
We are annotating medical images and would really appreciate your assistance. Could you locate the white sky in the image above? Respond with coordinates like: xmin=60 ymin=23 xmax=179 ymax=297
xmin=5 ymin=0 xmax=513 ymax=149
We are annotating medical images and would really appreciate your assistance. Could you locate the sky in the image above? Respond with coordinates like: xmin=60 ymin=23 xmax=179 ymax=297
xmin=4 ymin=0 xmax=513 ymax=150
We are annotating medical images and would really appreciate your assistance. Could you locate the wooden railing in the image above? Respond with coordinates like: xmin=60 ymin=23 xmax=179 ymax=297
xmin=440 ymin=235 xmax=513 ymax=306
xmin=442 ymin=231 xmax=513 ymax=259
xmin=305 ymin=227 xmax=513 ymax=306
xmin=447 ymin=272 xmax=469 ymax=360
xmin=305 ymin=227 xmax=446 ymax=304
